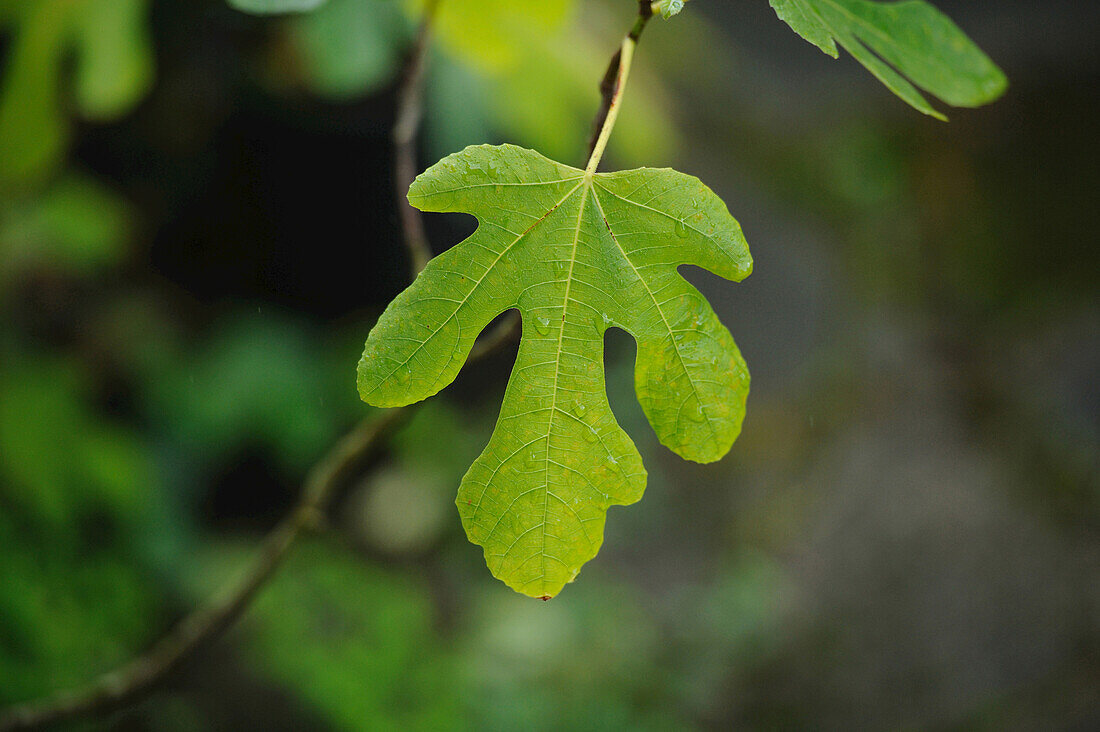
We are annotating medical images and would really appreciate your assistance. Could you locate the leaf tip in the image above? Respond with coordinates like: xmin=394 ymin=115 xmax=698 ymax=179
xmin=977 ymin=67 xmax=1010 ymax=106
xmin=355 ymin=351 xmax=411 ymax=408
xmin=739 ymin=254 xmax=755 ymax=280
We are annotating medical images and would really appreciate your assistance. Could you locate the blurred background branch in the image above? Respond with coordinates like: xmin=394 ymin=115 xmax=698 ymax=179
xmin=393 ymin=0 xmax=440 ymax=279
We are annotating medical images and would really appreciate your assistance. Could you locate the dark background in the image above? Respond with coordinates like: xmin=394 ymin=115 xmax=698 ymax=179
xmin=1 ymin=0 xmax=1097 ymax=728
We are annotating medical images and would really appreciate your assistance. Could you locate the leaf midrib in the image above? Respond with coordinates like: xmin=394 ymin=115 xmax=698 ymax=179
xmin=537 ymin=180 xmax=591 ymax=596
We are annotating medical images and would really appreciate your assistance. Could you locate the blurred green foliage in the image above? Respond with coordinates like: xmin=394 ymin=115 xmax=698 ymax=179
xmin=0 ymin=0 xmax=153 ymax=191
xmin=0 ymin=356 xmax=161 ymax=704
xmin=145 ymin=314 xmax=354 ymax=475
xmin=0 ymin=172 xmax=132 ymax=287
xmin=0 ymin=357 xmax=148 ymax=526
xmin=265 ymin=0 xmax=675 ymax=165
xmin=238 ymin=540 xmax=462 ymax=729
xmin=290 ymin=0 xmax=412 ymax=99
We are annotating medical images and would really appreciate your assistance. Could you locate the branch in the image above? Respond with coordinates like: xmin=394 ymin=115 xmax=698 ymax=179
xmin=394 ymin=0 xmax=441 ymax=279
xmin=393 ymin=0 xmax=522 ymax=356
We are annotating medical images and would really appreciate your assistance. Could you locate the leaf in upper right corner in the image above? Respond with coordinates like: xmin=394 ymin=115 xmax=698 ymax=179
xmin=769 ymin=0 xmax=1007 ymax=119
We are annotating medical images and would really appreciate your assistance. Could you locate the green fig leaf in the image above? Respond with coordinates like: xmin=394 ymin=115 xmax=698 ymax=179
xmin=769 ymin=0 xmax=1007 ymax=119
xmin=358 ymin=145 xmax=752 ymax=598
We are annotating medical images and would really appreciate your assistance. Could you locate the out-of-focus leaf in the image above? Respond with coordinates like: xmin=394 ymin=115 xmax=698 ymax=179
xmin=147 ymin=314 xmax=345 ymax=473
xmin=432 ymin=0 xmax=675 ymax=167
xmin=72 ymin=0 xmax=154 ymax=119
xmin=422 ymin=0 xmax=574 ymax=72
xmin=477 ymin=17 xmax=675 ymax=167
xmin=0 ymin=514 xmax=159 ymax=705
xmin=0 ymin=0 xmax=155 ymax=188
xmin=392 ymin=400 xmax=488 ymax=483
xmin=0 ymin=173 xmax=133 ymax=284
xmin=264 ymin=0 xmax=675 ymax=165
xmin=347 ymin=401 xmax=489 ymax=554
xmin=424 ymin=54 xmax=494 ymax=157
xmin=291 ymin=0 xmax=410 ymax=98
xmin=0 ymin=354 xmax=163 ymax=705
xmin=770 ymin=0 xmax=1007 ymax=118
xmin=348 ymin=464 xmax=451 ymax=554
xmin=229 ymin=0 xmax=328 ymax=14
xmin=461 ymin=581 xmax=680 ymax=729
xmin=0 ymin=0 xmax=73 ymax=188
xmin=202 ymin=540 xmax=460 ymax=729
xmin=670 ymin=552 xmax=793 ymax=714
xmin=358 ymin=145 xmax=752 ymax=597
xmin=0 ymin=357 xmax=150 ymax=529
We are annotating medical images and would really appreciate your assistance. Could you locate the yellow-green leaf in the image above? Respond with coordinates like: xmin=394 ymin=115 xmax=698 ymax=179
xmin=358 ymin=145 xmax=752 ymax=598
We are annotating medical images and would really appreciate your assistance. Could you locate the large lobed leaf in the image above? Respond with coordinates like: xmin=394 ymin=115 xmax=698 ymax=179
xmin=358 ymin=145 xmax=752 ymax=597
xmin=770 ymin=0 xmax=1007 ymax=119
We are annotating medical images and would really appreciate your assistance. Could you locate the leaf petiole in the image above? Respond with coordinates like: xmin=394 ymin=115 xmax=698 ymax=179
xmin=585 ymin=37 xmax=633 ymax=179
xmin=586 ymin=2 xmax=655 ymax=177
